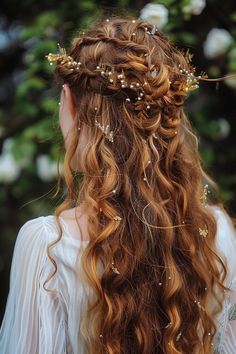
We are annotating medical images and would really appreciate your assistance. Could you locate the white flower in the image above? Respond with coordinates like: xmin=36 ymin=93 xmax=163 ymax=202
xmin=2 ymin=137 xmax=14 ymax=154
xmin=1 ymin=137 xmax=31 ymax=168
xmin=139 ymin=3 xmax=168 ymax=29
xmin=36 ymin=154 xmax=59 ymax=182
xmin=183 ymin=0 xmax=206 ymax=16
xmin=203 ymin=28 xmax=233 ymax=59
xmin=216 ymin=118 xmax=231 ymax=140
xmin=0 ymin=153 xmax=21 ymax=183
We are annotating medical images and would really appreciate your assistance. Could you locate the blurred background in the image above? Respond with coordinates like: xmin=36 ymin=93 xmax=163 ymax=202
xmin=0 ymin=0 xmax=236 ymax=322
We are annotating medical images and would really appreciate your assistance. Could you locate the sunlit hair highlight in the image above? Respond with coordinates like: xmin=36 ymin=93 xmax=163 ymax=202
xmin=43 ymin=16 xmax=230 ymax=354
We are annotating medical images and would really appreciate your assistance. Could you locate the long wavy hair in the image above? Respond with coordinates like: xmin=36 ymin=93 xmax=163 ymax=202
xmin=44 ymin=16 xmax=231 ymax=354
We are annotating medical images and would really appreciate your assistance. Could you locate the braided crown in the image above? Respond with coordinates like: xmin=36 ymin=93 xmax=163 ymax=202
xmin=45 ymin=26 xmax=207 ymax=142
xmin=46 ymin=41 xmax=205 ymax=109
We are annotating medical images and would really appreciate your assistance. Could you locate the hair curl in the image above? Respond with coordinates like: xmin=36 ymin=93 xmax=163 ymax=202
xmin=44 ymin=16 xmax=231 ymax=354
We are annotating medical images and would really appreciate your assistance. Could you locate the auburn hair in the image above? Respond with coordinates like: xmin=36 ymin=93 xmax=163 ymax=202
xmin=44 ymin=16 xmax=230 ymax=354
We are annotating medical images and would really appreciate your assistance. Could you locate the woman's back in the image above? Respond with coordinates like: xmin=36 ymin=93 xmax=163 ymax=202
xmin=0 ymin=204 xmax=235 ymax=353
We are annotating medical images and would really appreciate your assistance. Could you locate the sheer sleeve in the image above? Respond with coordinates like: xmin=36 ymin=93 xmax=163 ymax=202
xmin=0 ymin=216 xmax=67 ymax=354
xmin=212 ymin=207 xmax=236 ymax=354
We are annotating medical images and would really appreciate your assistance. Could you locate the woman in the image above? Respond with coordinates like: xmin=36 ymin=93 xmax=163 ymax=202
xmin=0 ymin=16 xmax=235 ymax=354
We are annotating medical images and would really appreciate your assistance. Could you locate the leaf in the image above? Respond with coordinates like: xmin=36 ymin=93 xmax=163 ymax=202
xmin=177 ymin=31 xmax=197 ymax=45
xmin=16 ymin=78 xmax=45 ymax=98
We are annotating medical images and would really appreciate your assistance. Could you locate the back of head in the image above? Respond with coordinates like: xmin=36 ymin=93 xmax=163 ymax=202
xmin=49 ymin=16 xmax=229 ymax=354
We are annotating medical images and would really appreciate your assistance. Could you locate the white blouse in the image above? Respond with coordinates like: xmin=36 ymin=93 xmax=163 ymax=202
xmin=0 ymin=206 xmax=235 ymax=354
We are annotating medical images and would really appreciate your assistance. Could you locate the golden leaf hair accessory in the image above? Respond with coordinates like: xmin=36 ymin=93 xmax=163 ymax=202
xmin=94 ymin=119 xmax=114 ymax=142
xmin=199 ymin=227 xmax=208 ymax=238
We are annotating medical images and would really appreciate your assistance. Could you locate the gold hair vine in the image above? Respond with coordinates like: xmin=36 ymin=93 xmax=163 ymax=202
xmin=45 ymin=43 xmax=151 ymax=112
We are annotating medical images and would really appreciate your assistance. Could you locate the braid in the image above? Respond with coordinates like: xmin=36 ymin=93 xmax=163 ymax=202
xmin=55 ymin=26 xmax=187 ymax=141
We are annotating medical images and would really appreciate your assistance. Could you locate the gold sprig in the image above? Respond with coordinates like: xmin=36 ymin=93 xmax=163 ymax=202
xmin=178 ymin=64 xmax=207 ymax=93
xmin=181 ymin=48 xmax=194 ymax=64
xmin=45 ymin=43 xmax=81 ymax=72
xmin=200 ymin=184 xmax=210 ymax=207
xmin=94 ymin=119 xmax=114 ymax=142
xmin=199 ymin=227 xmax=208 ymax=238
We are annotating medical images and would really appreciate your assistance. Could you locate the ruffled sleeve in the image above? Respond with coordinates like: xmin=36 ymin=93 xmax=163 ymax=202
xmin=212 ymin=207 xmax=236 ymax=354
xmin=0 ymin=216 xmax=67 ymax=354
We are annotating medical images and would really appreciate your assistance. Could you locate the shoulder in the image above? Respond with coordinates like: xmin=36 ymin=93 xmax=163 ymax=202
xmin=209 ymin=205 xmax=236 ymax=281
xmin=14 ymin=215 xmax=57 ymax=254
xmin=209 ymin=205 xmax=236 ymax=245
xmin=17 ymin=214 xmax=65 ymax=238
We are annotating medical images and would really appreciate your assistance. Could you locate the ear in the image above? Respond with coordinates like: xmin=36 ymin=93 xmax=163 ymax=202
xmin=62 ymin=84 xmax=77 ymax=119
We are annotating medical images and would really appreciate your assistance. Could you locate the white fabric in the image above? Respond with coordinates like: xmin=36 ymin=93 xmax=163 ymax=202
xmin=0 ymin=205 xmax=235 ymax=353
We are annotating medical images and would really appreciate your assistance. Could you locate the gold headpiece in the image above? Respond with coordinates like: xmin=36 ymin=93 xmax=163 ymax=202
xmin=46 ymin=42 xmax=204 ymax=95
xmin=45 ymin=40 xmax=205 ymax=142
